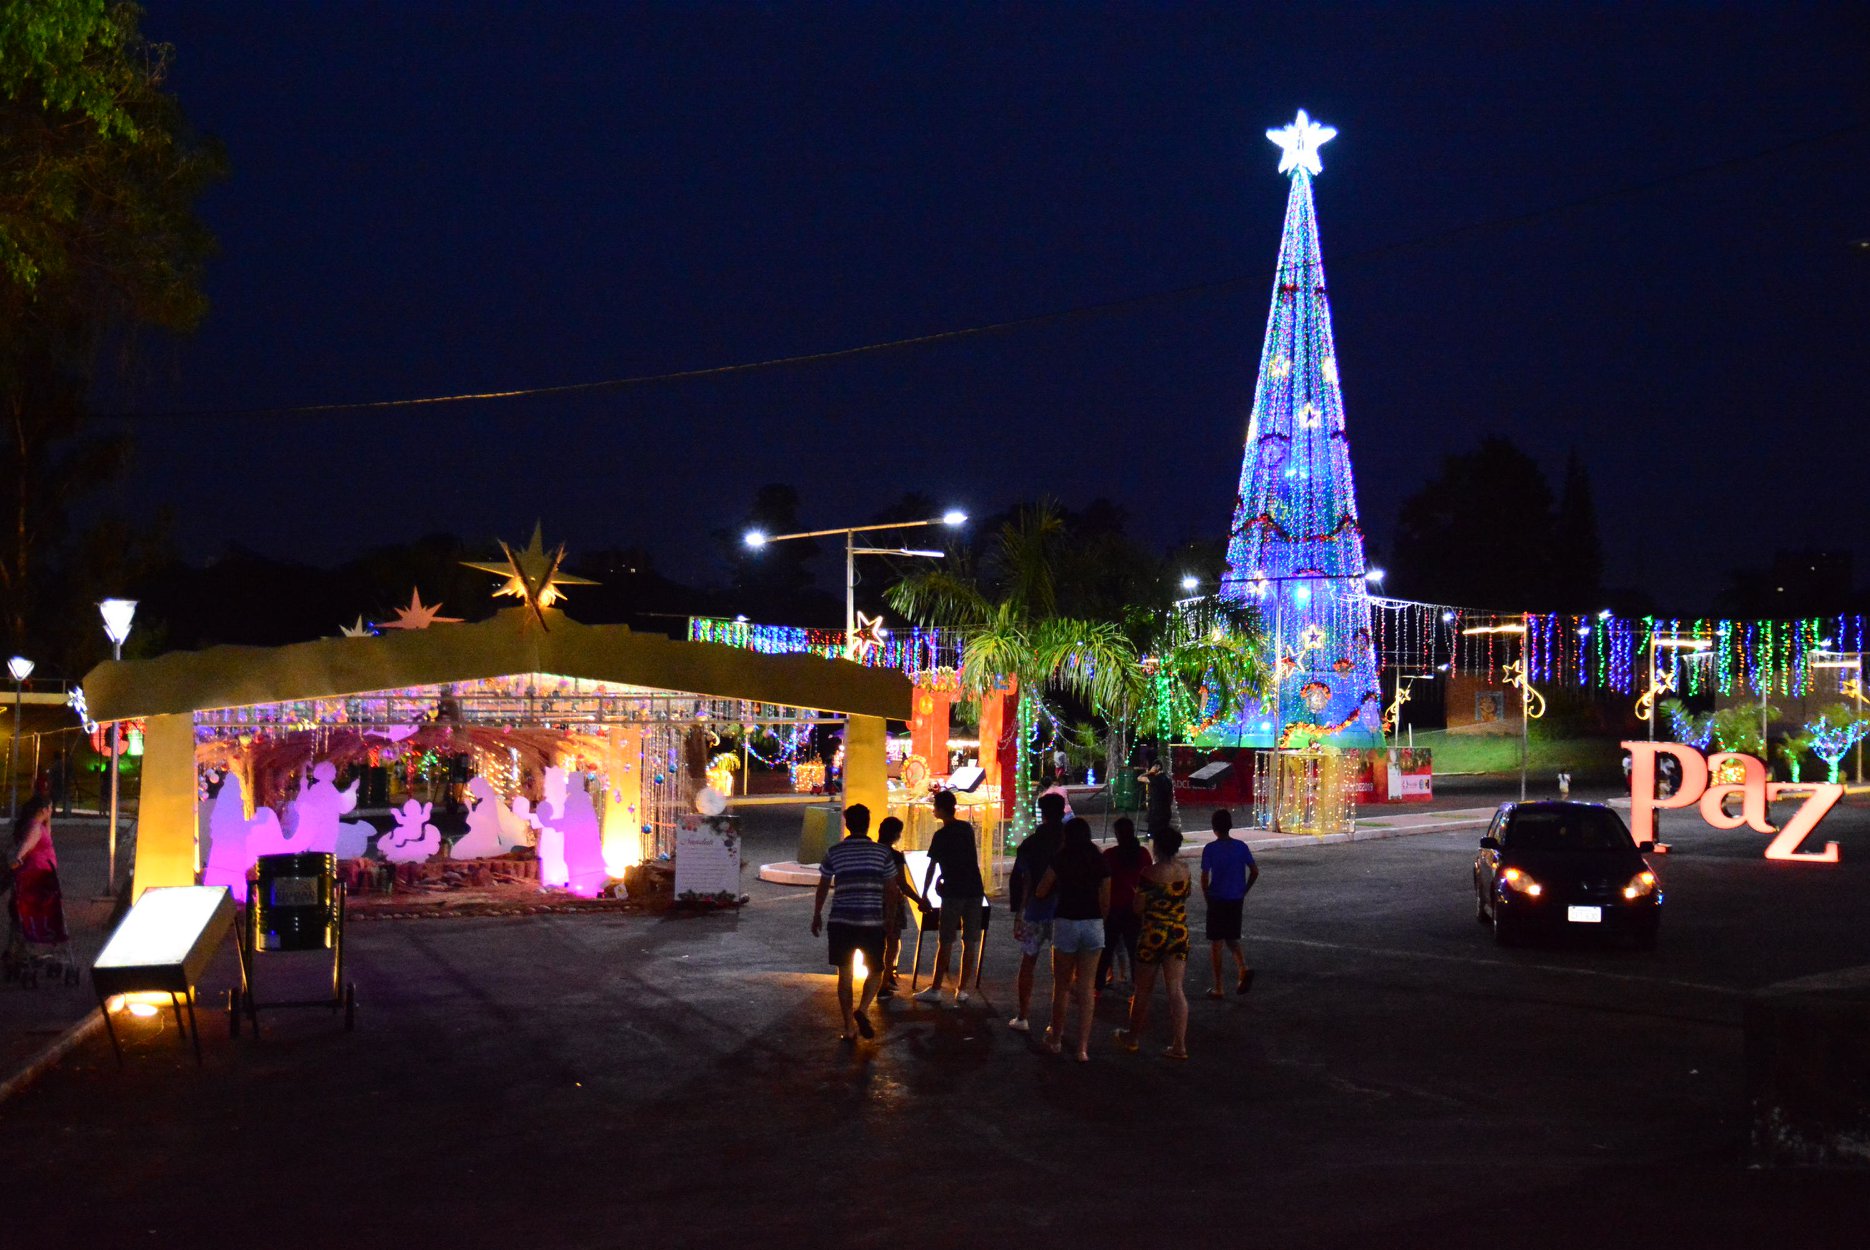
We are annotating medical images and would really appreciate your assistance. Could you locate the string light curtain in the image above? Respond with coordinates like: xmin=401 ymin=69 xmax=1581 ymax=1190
xmin=1217 ymin=114 xmax=1383 ymax=746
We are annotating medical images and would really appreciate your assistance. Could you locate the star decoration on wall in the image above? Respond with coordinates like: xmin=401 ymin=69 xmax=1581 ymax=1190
xmin=1267 ymin=109 xmax=1336 ymax=176
xmin=375 ymin=588 xmax=463 ymax=631
xmin=1297 ymin=623 xmax=1329 ymax=653
xmin=462 ymin=523 xmax=598 ymax=630
xmin=339 ymin=616 xmax=375 ymax=638
xmin=846 ymin=612 xmax=886 ymax=661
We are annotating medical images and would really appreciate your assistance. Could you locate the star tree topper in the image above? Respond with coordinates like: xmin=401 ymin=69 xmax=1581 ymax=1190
xmin=1267 ymin=109 xmax=1336 ymax=176
xmin=462 ymin=523 xmax=598 ymax=630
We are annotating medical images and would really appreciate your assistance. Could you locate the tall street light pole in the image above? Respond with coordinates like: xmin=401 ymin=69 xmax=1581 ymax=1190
xmin=745 ymin=511 xmax=967 ymax=657
xmin=7 ymin=655 xmax=32 ymax=818
xmin=99 ymin=598 xmax=136 ymax=896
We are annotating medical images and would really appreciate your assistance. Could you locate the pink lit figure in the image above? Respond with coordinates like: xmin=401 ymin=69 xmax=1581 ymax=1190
xmin=532 ymin=767 xmax=571 ymax=888
xmin=201 ymin=774 xmax=283 ymax=904
xmin=380 ymin=799 xmax=440 ymax=864
xmin=454 ymin=776 xmax=532 ymax=858
xmin=282 ymin=761 xmax=360 ymax=855
xmin=558 ymin=776 xmax=605 ymax=897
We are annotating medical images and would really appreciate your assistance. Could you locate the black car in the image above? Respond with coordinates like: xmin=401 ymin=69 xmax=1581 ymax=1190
xmin=1473 ymin=801 xmax=1662 ymax=948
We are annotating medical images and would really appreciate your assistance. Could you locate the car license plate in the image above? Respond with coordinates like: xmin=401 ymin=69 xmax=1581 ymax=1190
xmin=1567 ymin=905 xmax=1602 ymax=924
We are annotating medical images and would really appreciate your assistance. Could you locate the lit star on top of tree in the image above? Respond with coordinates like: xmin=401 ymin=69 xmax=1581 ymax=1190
xmin=375 ymin=588 xmax=463 ymax=631
xmin=1267 ymin=109 xmax=1336 ymax=176
xmin=462 ymin=523 xmax=597 ymax=630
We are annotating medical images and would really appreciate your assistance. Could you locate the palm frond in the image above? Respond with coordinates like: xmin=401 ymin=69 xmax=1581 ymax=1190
xmin=886 ymin=569 xmax=991 ymax=628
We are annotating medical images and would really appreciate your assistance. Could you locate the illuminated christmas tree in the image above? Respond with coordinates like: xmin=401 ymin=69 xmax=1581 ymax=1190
xmin=1216 ymin=110 xmax=1383 ymax=747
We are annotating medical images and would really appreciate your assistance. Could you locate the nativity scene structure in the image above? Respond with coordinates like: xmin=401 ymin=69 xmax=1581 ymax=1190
xmin=84 ymin=540 xmax=908 ymax=904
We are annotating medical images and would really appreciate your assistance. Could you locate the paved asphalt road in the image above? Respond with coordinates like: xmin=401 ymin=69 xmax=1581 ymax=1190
xmin=4 ymin=793 xmax=1868 ymax=1248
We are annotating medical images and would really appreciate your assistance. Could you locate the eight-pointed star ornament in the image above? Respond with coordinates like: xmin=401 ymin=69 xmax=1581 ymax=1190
xmin=462 ymin=523 xmax=598 ymax=630
xmin=375 ymin=588 xmax=463 ymax=631
xmin=1266 ymin=109 xmax=1337 ymax=176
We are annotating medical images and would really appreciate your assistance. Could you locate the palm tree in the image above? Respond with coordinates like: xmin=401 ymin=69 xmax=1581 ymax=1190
xmin=1123 ymin=593 xmax=1267 ymax=774
xmin=889 ymin=503 xmax=1267 ymax=841
xmin=888 ymin=503 xmax=1139 ymax=842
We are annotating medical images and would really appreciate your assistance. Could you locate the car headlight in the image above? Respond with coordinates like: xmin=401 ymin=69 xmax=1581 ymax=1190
xmin=1622 ymin=870 xmax=1658 ymax=900
xmin=1500 ymin=866 xmax=1543 ymax=897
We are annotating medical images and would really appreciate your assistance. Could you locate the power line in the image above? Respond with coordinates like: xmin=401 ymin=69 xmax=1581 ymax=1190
xmin=108 ymin=122 xmax=1862 ymax=424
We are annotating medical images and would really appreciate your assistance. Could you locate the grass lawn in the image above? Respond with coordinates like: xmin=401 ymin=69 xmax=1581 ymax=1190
xmin=1408 ymin=730 xmax=1626 ymax=782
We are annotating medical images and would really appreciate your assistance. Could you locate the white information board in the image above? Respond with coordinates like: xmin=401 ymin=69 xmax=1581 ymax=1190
xmin=674 ymin=814 xmax=741 ymax=902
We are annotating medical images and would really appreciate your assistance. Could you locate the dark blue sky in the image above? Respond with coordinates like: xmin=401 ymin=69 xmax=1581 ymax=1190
xmin=114 ymin=3 xmax=1868 ymax=610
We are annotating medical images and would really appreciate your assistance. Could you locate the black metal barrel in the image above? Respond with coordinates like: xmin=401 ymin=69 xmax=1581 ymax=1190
xmin=252 ymin=852 xmax=338 ymax=952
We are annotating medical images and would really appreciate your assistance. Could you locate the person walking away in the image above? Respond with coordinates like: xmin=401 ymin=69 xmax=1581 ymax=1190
xmin=1141 ymin=759 xmax=1175 ymax=839
xmin=1033 ymin=816 xmax=1109 ymax=1061
xmin=1115 ymin=827 xmax=1192 ymax=1060
xmin=810 ymin=804 xmax=899 ymax=1041
xmin=875 ymin=816 xmax=925 ymax=1002
xmin=4 ymin=797 xmax=65 ymax=973
xmin=1096 ymin=817 xmax=1151 ymax=994
xmin=1200 ymin=809 xmax=1259 ymax=998
xmin=915 ymin=790 xmax=984 ymax=1008
xmin=1005 ymin=791 xmax=1067 ymax=1031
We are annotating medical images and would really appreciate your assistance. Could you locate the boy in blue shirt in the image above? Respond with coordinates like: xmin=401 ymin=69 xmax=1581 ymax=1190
xmin=1199 ymin=809 xmax=1259 ymax=997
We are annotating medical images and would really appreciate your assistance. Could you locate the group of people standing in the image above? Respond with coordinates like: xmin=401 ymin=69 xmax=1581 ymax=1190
xmin=811 ymin=788 xmax=1260 ymax=1059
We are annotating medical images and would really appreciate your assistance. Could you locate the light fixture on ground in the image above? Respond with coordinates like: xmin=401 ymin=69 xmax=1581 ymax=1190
xmin=99 ymin=598 xmax=136 ymax=895
xmin=7 ymin=655 xmax=31 ymax=819
xmin=742 ymin=512 xmax=968 ymax=659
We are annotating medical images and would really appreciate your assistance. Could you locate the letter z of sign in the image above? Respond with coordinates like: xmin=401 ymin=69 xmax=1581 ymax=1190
xmin=1761 ymin=783 xmax=1844 ymax=863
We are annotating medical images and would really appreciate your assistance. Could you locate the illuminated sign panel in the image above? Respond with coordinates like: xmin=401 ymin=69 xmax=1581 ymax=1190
xmin=1624 ymin=741 xmax=1841 ymax=863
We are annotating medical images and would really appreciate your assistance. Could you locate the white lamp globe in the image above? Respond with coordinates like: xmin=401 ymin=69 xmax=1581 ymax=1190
xmin=99 ymin=599 xmax=138 ymax=646
xmin=6 ymin=656 xmax=32 ymax=682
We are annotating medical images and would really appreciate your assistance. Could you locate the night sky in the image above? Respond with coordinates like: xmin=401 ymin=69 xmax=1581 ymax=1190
xmin=110 ymin=4 xmax=1868 ymax=612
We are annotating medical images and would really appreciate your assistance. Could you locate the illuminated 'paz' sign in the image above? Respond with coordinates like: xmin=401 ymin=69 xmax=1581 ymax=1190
xmin=1625 ymin=741 xmax=1841 ymax=863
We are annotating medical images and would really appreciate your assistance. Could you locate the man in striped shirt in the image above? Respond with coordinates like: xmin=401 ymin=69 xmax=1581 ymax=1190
xmin=811 ymin=804 xmax=899 ymax=1041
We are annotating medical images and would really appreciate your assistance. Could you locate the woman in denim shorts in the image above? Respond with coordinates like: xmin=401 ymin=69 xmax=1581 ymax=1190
xmin=1033 ymin=817 xmax=1110 ymax=1062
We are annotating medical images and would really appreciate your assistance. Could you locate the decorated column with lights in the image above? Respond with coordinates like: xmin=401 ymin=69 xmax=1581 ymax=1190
xmin=1218 ymin=111 xmax=1383 ymax=748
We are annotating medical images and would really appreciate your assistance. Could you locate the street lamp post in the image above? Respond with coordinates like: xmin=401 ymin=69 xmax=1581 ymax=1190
xmin=744 ymin=511 xmax=966 ymax=657
xmin=7 ymin=655 xmax=32 ymax=818
xmin=99 ymin=599 xmax=136 ymax=896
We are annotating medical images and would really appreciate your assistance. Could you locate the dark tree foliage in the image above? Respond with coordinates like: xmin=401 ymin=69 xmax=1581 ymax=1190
xmin=0 ymin=1 xmax=224 ymax=671
xmin=1549 ymin=450 xmax=1605 ymax=611
xmin=1390 ymin=438 xmax=1558 ymax=610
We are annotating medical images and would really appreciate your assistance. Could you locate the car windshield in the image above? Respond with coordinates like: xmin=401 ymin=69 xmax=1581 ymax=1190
xmin=1504 ymin=808 xmax=1634 ymax=853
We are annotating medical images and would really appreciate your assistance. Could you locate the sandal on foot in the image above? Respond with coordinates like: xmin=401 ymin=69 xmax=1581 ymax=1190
xmin=853 ymin=1012 xmax=874 ymax=1040
xmin=1042 ymin=1029 xmax=1063 ymax=1055
xmin=1164 ymin=1047 xmax=1189 ymax=1061
xmin=1238 ymin=969 xmax=1255 ymax=994
xmin=1113 ymin=1028 xmax=1140 ymax=1054
xmin=1205 ymin=988 xmax=1225 ymax=1000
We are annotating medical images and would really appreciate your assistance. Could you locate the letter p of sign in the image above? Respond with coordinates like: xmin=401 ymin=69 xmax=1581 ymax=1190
xmin=1623 ymin=741 xmax=1708 ymax=846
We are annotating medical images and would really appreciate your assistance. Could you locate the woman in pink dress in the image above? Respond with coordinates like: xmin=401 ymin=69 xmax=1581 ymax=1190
xmin=6 ymin=796 xmax=66 ymax=966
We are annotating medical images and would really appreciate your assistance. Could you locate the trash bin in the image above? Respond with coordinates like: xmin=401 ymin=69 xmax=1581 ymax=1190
xmin=1112 ymin=770 xmax=1139 ymax=810
xmin=252 ymin=852 xmax=337 ymax=952
xmin=797 ymin=803 xmax=843 ymax=864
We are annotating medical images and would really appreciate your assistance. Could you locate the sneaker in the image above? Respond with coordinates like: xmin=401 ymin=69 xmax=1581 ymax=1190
xmin=913 ymin=987 xmax=945 ymax=1004
xmin=953 ymin=991 xmax=970 ymax=1008
xmin=1008 ymin=1016 xmax=1030 ymax=1032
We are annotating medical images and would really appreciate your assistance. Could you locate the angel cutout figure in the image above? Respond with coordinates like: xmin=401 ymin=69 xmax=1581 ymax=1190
xmin=558 ymin=775 xmax=606 ymax=897
xmin=282 ymin=761 xmax=363 ymax=855
xmin=201 ymin=774 xmax=284 ymax=903
xmin=379 ymin=799 xmax=440 ymax=864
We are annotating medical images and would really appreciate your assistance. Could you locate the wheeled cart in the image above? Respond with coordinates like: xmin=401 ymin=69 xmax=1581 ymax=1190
xmin=231 ymin=852 xmax=356 ymax=1036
